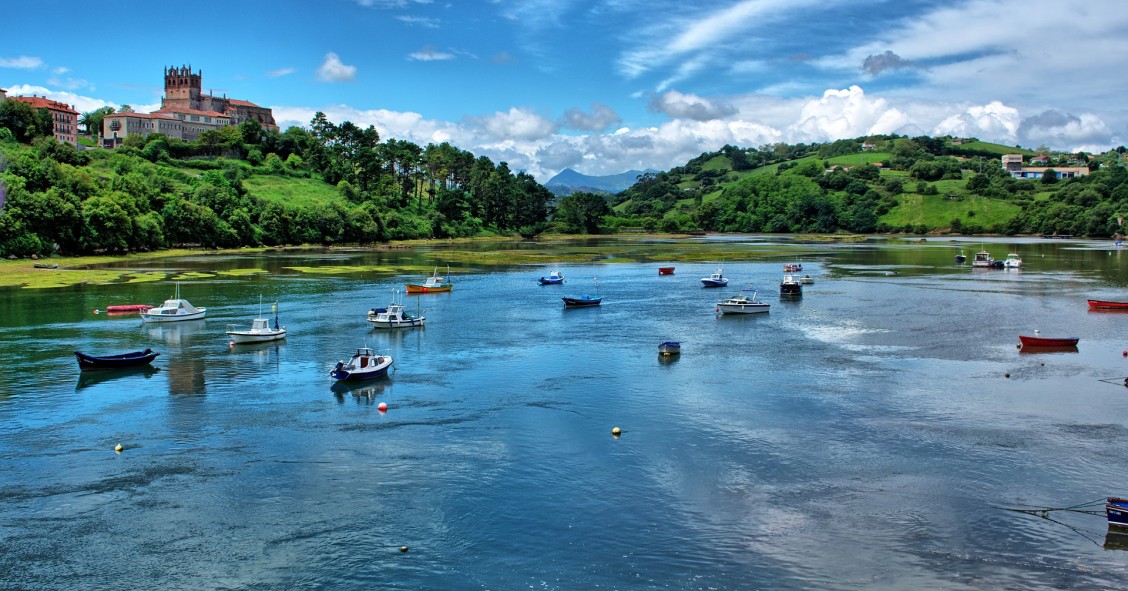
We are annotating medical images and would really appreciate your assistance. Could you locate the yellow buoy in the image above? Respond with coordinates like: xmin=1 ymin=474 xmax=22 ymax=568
xmin=114 ymin=444 xmax=123 ymax=452
xmin=611 ymin=427 xmax=621 ymax=437
xmin=399 ymin=546 xmax=409 ymax=553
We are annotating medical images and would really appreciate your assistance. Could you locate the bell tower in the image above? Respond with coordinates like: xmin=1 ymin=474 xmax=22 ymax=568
xmin=161 ymin=65 xmax=202 ymax=110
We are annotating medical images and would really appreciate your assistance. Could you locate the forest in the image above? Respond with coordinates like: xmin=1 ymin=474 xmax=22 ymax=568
xmin=3 ymin=97 xmax=1128 ymax=259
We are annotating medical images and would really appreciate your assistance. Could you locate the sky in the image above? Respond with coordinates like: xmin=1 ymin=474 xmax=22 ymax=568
xmin=3 ymin=0 xmax=1128 ymax=182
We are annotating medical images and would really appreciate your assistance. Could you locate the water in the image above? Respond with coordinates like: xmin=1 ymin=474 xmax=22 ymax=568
xmin=3 ymin=236 xmax=1128 ymax=589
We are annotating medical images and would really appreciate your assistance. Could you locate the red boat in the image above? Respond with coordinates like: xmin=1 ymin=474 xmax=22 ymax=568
xmin=658 ymin=267 xmax=675 ymax=275
xmin=1088 ymin=299 xmax=1128 ymax=310
xmin=1018 ymin=335 xmax=1079 ymax=348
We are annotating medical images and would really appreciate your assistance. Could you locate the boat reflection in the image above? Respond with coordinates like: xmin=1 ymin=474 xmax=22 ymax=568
xmin=1017 ymin=345 xmax=1078 ymax=355
xmin=141 ymin=320 xmax=208 ymax=346
xmin=76 ymin=366 xmax=161 ymax=390
xmin=331 ymin=380 xmax=388 ymax=405
xmin=657 ymin=354 xmax=679 ymax=366
xmin=1105 ymin=529 xmax=1128 ymax=551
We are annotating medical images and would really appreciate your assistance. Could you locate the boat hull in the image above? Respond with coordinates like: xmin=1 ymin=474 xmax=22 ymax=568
xmin=658 ymin=267 xmax=675 ymax=275
xmin=658 ymin=342 xmax=681 ymax=356
xmin=405 ymin=284 xmax=451 ymax=293
xmin=368 ymin=318 xmax=425 ymax=328
xmin=1088 ymin=299 xmax=1128 ymax=310
xmin=331 ymin=356 xmax=393 ymax=381
xmin=563 ymin=296 xmax=601 ymax=308
xmin=718 ymin=303 xmax=770 ymax=314
xmin=75 ymin=349 xmax=160 ymax=371
xmin=1018 ymin=335 xmax=1079 ymax=347
xmin=701 ymin=279 xmax=728 ymax=288
xmin=780 ymin=283 xmax=802 ymax=296
xmin=538 ymin=278 xmax=564 ymax=285
xmin=226 ymin=329 xmax=287 ymax=344
xmin=1108 ymin=498 xmax=1128 ymax=529
xmin=140 ymin=309 xmax=206 ymax=322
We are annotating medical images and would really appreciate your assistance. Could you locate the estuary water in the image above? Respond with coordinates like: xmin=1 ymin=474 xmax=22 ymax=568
xmin=2 ymin=236 xmax=1128 ymax=590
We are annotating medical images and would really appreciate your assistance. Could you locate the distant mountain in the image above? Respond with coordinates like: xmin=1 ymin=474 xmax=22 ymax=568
xmin=545 ymin=168 xmax=658 ymax=196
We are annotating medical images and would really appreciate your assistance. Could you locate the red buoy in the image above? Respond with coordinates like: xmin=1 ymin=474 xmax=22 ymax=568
xmin=378 ymin=402 xmax=388 ymax=412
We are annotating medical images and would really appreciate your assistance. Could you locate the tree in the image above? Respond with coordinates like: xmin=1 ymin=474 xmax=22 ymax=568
xmin=555 ymin=192 xmax=610 ymax=234
xmin=1041 ymin=169 xmax=1058 ymax=185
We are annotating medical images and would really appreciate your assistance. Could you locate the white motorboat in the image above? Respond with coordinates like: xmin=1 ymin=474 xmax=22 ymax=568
xmin=330 ymin=347 xmax=393 ymax=381
xmin=717 ymin=290 xmax=770 ymax=314
xmin=1003 ymin=253 xmax=1022 ymax=268
xmin=226 ymin=300 xmax=286 ymax=344
xmin=140 ymin=284 xmax=206 ymax=322
xmin=368 ymin=292 xmax=425 ymax=329
xmin=701 ymin=266 xmax=728 ymax=288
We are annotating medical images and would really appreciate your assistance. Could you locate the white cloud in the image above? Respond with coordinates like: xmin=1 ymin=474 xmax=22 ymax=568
xmin=472 ymin=107 xmax=557 ymax=141
xmin=2 ymin=84 xmax=115 ymax=113
xmin=0 ymin=56 xmax=43 ymax=69
xmin=267 ymin=67 xmax=296 ymax=78
xmin=560 ymin=103 xmax=621 ymax=131
xmin=407 ymin=45 xmax=454 ymax=62
xmin=316 ymin=53 xmax=357 ymax=82
xmin=397 ymin=15 xmax=439 ymax=28
xmin=649 ymin=90 xmax=736 ymax=121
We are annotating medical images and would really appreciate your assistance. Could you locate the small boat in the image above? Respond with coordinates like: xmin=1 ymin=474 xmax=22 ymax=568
xmin=226 ymin=299 xmax=286 ymax=344
xmin=33 ymin=263 xmax=58 ymax=269
xmin=74 ymin=348 xmax=160 ymax=371
xmin=1003 ymin=253 xmax=1022 ymax=268
xmin=368 ymin=292 xmax=425 ymax=329
xmin=717 ymin=290 xmax=770 ymax=314
xmin=784 ymin=263 xmax=802 ymax=272
xmin=140 ymin=284 xmax=206 ymax=322
xmin=799 ymin=275 xmax=814 ymax=285
xmin=538 ymin=270 xmax=565 ymax=285
xmin=780 ymin=275 xmax=802 ymax=297
xmin=406 ymin=267 xmax=452 ymax=293
xmin=971 ymin=250 xmax=994 ymax=268
xmin=955 ymin=253 xmax=967 ymax=263
xmin=105 ymin=304 xmax=153 ymax=313
xmin=701 ymin=267 xmax=728 ymax=288
xmin=562 ymin=295 xmax=602 ymax=308
xmin=1088 ymin=299 xmax=1128 ymax=310
xmin=658 ymin=267 xmax=675 ymax=276
xmin=330 ymin=347 xmax=393 ymax=381
xmin=1108 ymin=498 xmax=1128 ymax=529
xmin=658 ymin=341 xmax=681 ymax=356
xmin=1018 ymin=335 xmax=1079 ymax=348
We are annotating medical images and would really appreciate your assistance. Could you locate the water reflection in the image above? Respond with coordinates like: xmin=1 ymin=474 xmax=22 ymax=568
xmin=140 ymin=319 xmax=208 ymax=346
xmin=75 ymin=366 xmax=161 ymax=390
xmin=331 ymin=379 xmax=388 ymax=405
xmin=1104 ymin=529 xmax=1128 ymax=551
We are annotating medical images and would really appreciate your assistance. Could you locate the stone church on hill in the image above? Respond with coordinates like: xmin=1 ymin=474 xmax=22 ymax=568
xmin=103 ymin=65 xmax=276 ymax=147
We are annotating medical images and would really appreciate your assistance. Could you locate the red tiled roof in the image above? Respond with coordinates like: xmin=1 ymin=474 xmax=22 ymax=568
xmin=154 ymin=107 xmax=230 ymax=118
xmin=225 ymin=99 xmax=262 ymax=108
xmin=8 ymin=95 xmax=78 ymax=114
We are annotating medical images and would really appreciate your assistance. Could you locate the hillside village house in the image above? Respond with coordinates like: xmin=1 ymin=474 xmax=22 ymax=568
xmin=1001 ymin=154 xmax=1089 ymax=180
xmin=0 ymin=93 xmax=79 ymax=146
xmin=103 ymin=65 xmax=275 ymax=148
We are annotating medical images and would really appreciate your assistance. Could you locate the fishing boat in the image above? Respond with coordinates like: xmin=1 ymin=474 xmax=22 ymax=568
xmin=658 ymin=267 xmax=675 ymax=275
xmin=658 ymin=341 xmax=681 ymax=356
xmin=226 ymin=299 xmax=286 ymax=344
xmin=562 ymin=295 xmax=602 ymax=308
xmin=716 ymin=290 xmax=770 ymax=314
xmin=330 ymin=347 xmax=393 ymax=381
xmin=368 ymin=292 xmax=425 ymax=328
xmin=74 ymin=348 xmax=160 ymax=371
xmin=1088 ymin=299 xmax=1128 ymax=310
xmin=701 ymin=266 xmax=728 ymax=288
xmin=799 ymin=275 xmax=814 ymax=285
xmin=1108 ymin=497 xmax=1128 ymax=529
xmin=1018 ymin=334 xmax=1079 ymax=348
xmin=537 ymin=270 xmax=565 ymax=285
xmin=780 ymin=275 xmax=802 ymax=297
xmin=784 ymin=262 xmax=802 ymax=272
xmin=971 ymin=250 xmax=995 ymax=268
xmin=955 ymin=252 xmax=967 ymax=263
xmin=140 ymin=284 xmax=206 ymax=322
xmin=406 ymin=267 xmax=452 ymax=293
xmin=1003 ymin=253 xmax=1023 ymax=268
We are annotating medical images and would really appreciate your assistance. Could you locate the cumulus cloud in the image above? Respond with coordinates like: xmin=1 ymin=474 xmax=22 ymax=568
xmin=0 ymin=55 xmax=43 ymax=69
xmin=407 ymin=45 xmax=454 ymax=61
xmin=1017 ymin=110 xmax=1113 ymax=150
xmin=649 ymin=90 xmax=737 ymax=121
xmin=267 ymin=67 xmax=296 ymax=78
xmin=397 ymin=15 xmax=439 ymax=28
xmin=316 ymin=53 xmax=357 ymax=82
xmin=862 ymin=50 xmax=915 ymax=76
xmin=472 ymin=107 xmax=557 ymax=141
xmin=560 ymin=103 xmax=621 ymax=131
xmin=2 ymin=84 xmax=115 ymax=113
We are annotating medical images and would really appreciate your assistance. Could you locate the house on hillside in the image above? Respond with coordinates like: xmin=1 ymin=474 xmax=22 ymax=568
xmin=6 ymin=94 xmax=79 ymax=145
xmin=1010 ymin=167 xmax=1089 ymax=180
xmin=1001 ymin=154 xmax=1024 ymax=173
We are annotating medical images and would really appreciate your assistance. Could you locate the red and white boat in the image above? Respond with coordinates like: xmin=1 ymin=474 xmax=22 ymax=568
xmin=1088 ymin=299 xmax=1128 ymax=310
xmin=1018 ymin=335 xmax=1079 ymax=348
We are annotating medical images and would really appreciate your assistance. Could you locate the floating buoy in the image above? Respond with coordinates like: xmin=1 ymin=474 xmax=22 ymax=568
xmin=378 ymin=402 xmax=388 ymax=412
xmin=611 ymin=426 xmax=621 ymax=437
xmin=114 ymin=444 xmax=123 ymax=452
xmin=1122 ymin=350 xmax=1126 ymax=357
xmin=399 ymin=546 xmax=409 ymax=553
xmin=93 ymin=309 xmax=99 ymax=314
xmin=1016 ymin=343 xmax=1022 ymax=349
xmin=1005 ymin=373 xmax=1010 ymax=378
xmin=229 ymin=341 xmax=235 ymax=347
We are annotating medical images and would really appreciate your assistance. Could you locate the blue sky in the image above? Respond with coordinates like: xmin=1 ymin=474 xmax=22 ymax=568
xmin=3 ymin=0 xmax=1127 ymax=181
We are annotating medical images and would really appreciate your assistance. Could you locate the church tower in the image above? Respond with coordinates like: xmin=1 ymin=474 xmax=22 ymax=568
xmin=161 ymin=65 xmax=202 ymax=111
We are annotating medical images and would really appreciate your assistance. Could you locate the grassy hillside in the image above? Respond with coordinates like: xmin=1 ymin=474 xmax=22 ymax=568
xmin=242 ymin=174 xmax=344 ymax=206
